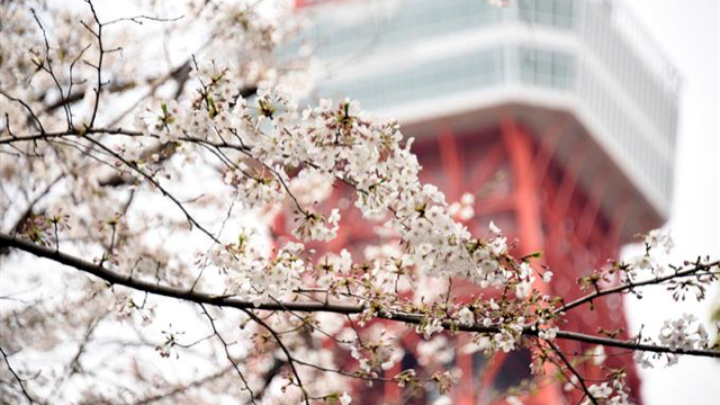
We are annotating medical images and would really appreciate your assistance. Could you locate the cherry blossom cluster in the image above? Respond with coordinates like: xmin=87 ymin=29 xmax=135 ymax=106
xmin=1 ymin=1 xmax=719 ymax=405
xmin=131 ymin=63 xmax=526 ymax=303
xmin=583 ymin=379 xmax=631 ymax=405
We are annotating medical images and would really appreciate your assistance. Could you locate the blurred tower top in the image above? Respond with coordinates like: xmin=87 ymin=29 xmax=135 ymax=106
xmin=288 ymin=0 xmax=680 ymax=240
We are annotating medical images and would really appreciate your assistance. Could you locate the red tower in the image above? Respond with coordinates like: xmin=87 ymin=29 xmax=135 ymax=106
xmin=280 ymin=0 xmax=679 ymax=403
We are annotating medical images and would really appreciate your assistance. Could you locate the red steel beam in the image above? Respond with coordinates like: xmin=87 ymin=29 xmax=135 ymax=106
xmin=553 ymin=142 xmax=588 ymax=219
xmin=500 ymin=115 xmax=565 ymax=405
xmin=531 ymin=116 xmax=569 ymax=187
xmin=501 ymin=117 xmax=543 ymax=257
xmin=577 ymin=175 xmax=609 ymax=245
xmin=468 ymin=141 xmax=506 ymax=194
xmin=437 ymin=125 xmax=464 ymax=201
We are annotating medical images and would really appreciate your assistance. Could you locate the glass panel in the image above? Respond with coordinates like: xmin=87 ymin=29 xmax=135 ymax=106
xmin=319 ymin=48 xmax=504 ymax=111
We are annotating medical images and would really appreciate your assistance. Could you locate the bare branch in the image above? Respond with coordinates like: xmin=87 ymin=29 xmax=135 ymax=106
xmin=103 ymin=14 xmax=184 ymax=27
xmin=241 ymin=309 xmax=311 ymax=405
xmin=198 ymin=304 xmax=257 ymax=404
xmin=546 ymin=341 xmax=598 ymax=405
xmin=0 ymin=345 xmax=36 ymax=405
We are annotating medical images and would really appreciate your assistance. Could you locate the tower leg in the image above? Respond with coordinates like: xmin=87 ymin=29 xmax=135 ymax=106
xmin=502 ymin=116 xmax=565 ymax=405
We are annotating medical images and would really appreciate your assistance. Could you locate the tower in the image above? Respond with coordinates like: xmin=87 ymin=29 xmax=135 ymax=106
xmin=279 ymin=0 xmax=679 ymax=403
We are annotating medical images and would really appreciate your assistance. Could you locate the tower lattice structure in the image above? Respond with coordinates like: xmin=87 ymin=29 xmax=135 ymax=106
xmin=275 ymin=0 xmax=680 ymax=403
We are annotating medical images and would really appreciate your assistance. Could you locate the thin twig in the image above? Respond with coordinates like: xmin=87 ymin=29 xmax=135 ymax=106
xmin=546 ymin=341 xmax=598 ymax=405
xmin=198 ymin=304 xmax=258 ymax=404
xmin=555 ymin=259 xmax=720 ymax=315
xmin=241 ymin=309 xmax=311 ymax=405
xmin=0 ymin=345 xmax=36 ymax=404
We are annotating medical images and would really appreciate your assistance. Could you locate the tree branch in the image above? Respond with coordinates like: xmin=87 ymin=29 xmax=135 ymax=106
xmin=198 ymin=304 xmax=257 ymax=404
xmin=240 ymin=309 xmax=311 ymax=405
xmin=555 ymin=259 xmax=720 ymax=315
xmin=0 ymin=345 xmax=36 ymax=405
xmin=1 ymin=232 xmax=719 ymax=360
xmin=546 ymin=341 xmax=598 ymax=405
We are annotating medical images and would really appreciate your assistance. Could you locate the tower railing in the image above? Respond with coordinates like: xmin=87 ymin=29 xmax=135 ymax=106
xmin=290 ymin=0 xmax=679 ymax=221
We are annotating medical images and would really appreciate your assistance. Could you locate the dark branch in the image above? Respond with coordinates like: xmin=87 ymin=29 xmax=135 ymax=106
xmin=0 ymin=345 xmax=36 ymax=405
xmin=546 ymin=341 xmax=598 ymax=405
xmin=555 ymin=259 xmax=720 ymax=315
xmin=1 ymin=232 xmax=719 ymax=360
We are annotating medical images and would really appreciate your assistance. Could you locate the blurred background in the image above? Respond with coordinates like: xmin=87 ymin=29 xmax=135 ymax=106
xmin=285 ymin=0 xmax=719 ymax=403
xmin=621 ymin=1 xmax=719 ymax=404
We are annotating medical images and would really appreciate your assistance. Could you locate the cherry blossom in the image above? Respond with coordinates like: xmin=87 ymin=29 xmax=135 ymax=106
xmin=0 ymin=1 xmax=718 ymax=405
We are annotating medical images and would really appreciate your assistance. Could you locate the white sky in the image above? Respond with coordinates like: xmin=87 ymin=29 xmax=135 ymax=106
xmin=621 ymin=1 xmax=720 ymax=404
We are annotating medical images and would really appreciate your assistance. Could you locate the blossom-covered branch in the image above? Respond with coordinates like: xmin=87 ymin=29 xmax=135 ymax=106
xmin=1 ymin=1 xmax=718 ymax=404
xmin=2 ymin=231 xmax=717 ymax=361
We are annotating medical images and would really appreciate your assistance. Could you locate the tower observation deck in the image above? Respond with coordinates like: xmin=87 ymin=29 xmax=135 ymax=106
xmin=279 ymin=0 xmax=680 ymax=403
